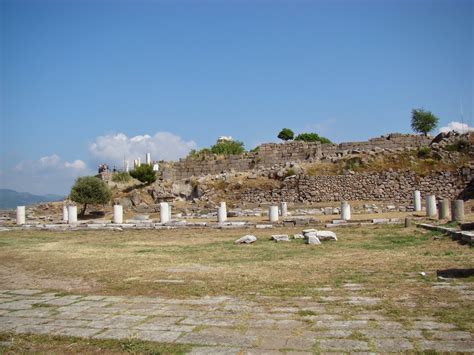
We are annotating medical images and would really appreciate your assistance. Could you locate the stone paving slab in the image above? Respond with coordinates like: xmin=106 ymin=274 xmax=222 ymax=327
xmin=0 ymin=287 xmax=473 ymax=353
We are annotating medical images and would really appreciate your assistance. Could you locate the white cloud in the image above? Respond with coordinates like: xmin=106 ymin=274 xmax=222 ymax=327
xmin=5 ymin=155 xmax=94 ymax=195
xmin=439 ymin=121 xmax=474 ymax=134
xmin=64 ymin=160 xmax=86 ymax=170
xmin=89 ymin=132 xmax=197 ymax=166
xmin=39 ymin=154 xmax=60 ymax=167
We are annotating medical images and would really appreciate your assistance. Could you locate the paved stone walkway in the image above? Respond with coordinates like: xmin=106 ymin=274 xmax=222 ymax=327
xmin=0 ymin=285 xmax=473 ymax=353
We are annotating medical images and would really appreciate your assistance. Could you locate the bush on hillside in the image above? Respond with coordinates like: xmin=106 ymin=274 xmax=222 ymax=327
xmin=294 ymin=133 xmax=332 ymax=144
xmin=111 ymin=171 xmax=131 ymax=183
xmin=129 ymin=164 xmax=157 ymax=185
xmin=210 ymin=140 xmax=245 ymax=155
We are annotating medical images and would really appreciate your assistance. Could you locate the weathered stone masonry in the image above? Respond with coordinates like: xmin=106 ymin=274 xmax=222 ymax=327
xmin=160 ymin=134 xmax=432 ymax=180
xmin=237 ymin=171 xmax=469 ymax=204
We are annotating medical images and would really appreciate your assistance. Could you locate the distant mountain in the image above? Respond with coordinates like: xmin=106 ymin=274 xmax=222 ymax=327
xmin=0 ymin=189 xmax=64 ymax=209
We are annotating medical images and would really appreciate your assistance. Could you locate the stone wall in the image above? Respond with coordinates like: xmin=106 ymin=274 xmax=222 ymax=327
xmin=236 ymin=170 xmax=469 ymax=205
xmin=161 ymin=134 xmax=432 ymax=180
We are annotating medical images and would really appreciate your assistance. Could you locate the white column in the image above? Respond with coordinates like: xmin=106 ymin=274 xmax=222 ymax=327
xmin=146 ymin=153 xmax=151 ymax=165
xmin=280 ymin=202 xmax=288 ymax=217
xmin=413 ymin=190 xmax=421 ymax=212
xmin=125 ymin=161 xmax=130 ymax=172
xmin=269 ymin=206 xmax=279 ymax=222
xmin=16 ymin=206 xmax=25 ymax=225
xmin=218 ymin=206 xmax=227 ymax=223
xmin=68 ymin=205 xmax=78 ymax=224
xmin=113 ymin=205 xmax=123 ymax=224
xmin=426 ymin=195 xmax=437 ymax=217
xmin=168 ymin=204 xmax=172 ymax=221
xmin=62 ymin=205 xmax=69 ymax=222
xmin=341 ymin=201 xmax=351 ymax=220
xmin=137 ymin=157 xmax=141 ymax=167
xmin=220 ymin=202 xmax=227 ymax=218
xmin=160 ymin=202 xmax=169 ymax=224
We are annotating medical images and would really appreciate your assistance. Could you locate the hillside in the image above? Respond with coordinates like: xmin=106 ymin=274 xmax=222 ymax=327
xmin=0 ymin=189 xmax=64 ymax=209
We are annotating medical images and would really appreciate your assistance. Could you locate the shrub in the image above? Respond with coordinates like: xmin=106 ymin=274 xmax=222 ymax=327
xmin=129 ymin=164 xmax=157 ymax=185
xmin=417 ymin=146 xmax=431 ymax=158
xmin=210 ymin=140 xmax=245 ymax=155
xmin=294 ymin=133 xmax=332 ymax=144
xmin=344 ymin=157 xmax=363 ymax=170
xmin=111 ymin=172 xmax=131 ymax=183
xmin=445 ymin=139 xmax=469 ymax=153
xmin=277 ymin=128 xmax=294 ymax=141
xmin=70 ymin=176 xmax=112 ymax=216
xmin=188 ymin=148 xmax=212 ymax=159
xmin=284 ymin=168 xmax=296 ymax=177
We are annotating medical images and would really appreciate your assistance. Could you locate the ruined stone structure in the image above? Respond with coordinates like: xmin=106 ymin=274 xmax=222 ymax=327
xmin=160 ymin=134 xmax=431 ymax=180
xmin=233 ymin=170 xmax=469 ymax=205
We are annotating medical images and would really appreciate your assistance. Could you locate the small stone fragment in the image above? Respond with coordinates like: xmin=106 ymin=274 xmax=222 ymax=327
xmin=306 ymin=235 xmax=321 ymax=245
xmin=235 ymin=235 xmax=257 ymax=244
xmin=271 ymin=235 xmax=290 ymax=242
xmin=316 ymin=231 xmax=337 ymax=241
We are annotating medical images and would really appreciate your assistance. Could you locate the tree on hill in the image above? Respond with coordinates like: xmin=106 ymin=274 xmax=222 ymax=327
xmin=130 ymin=164 xmax=157 ymax=185
xmin=411 ymin=108 xmax=439 ymax=136
xmin=210 ymin=140 xmax=245 ymax=155
xmin=277 ymin=128 xmax=294 ymax=141
xmin=70 ymin=176 xmax=112 ymax=216
xmin=294 ymin=132 xmax=332 ymax=144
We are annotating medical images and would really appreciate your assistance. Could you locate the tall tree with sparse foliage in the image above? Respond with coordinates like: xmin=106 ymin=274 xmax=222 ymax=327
xmin=411 ymin=108 xmax=439 ymax=136
xmin=277 ymin=128 xmax=294 ymax=141
xmin=70 ymin=176 xmax=112 ymax=217
xmin=130 ymin=164 xmax=157 ymax=185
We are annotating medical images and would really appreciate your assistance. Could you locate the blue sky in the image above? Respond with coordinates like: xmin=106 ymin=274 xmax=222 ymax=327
xmin=1 ymin=0 xmax=473 ymax=194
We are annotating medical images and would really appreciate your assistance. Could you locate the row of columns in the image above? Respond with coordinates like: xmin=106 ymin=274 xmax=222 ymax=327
xmin=413 ymin=190 xmax=464 ymax=222
xmin=14 ymin=193 xmax=465 ymax=225
xmin=267 ymin=201 xmax=352 ymax=222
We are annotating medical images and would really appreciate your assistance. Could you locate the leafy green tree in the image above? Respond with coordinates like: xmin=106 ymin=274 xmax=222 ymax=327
xmin=210 ymin=140 xmax=245 ymax=155
xmin=129 ymin=164 xmax=157 ymax=185
xmin=70 ymin=176 xmax=112 ymax=216
xmin=277 ymin=128 xmax=294 ymax=141
xmin=411 ymin=108 xmax=439 ymax=136
xmin=294 ymin=132 xmax=332 ymax=144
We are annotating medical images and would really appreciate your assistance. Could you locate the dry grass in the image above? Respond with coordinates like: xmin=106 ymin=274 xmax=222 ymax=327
xmin=0 ymin=225 xmax=472 ymax=329
xmin=0 ymin=333 xmax=190 ymax=354
xmin=303 ymin=151 xmax=468 ymax=177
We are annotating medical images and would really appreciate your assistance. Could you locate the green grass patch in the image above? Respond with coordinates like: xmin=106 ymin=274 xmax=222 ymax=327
xmin=297 ymin=309 xmax=317 ymax=317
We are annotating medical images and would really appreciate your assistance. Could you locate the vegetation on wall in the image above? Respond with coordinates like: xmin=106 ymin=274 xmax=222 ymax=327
xmin=294 ymin=132 xmax=332 ymax=144
xmin=188 ymin=140 xmax=246 ymax=158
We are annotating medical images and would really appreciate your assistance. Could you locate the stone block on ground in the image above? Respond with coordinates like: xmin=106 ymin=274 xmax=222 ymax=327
xmin=306 ymin=235 xmax=321 ymax=245
xmin=316 ymin=231 xmax=337 ymax=241
xmin=271 ymin=235 xmax=290 ymax=242
xmin=234 ymin=235 xmax=257 ymax=244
